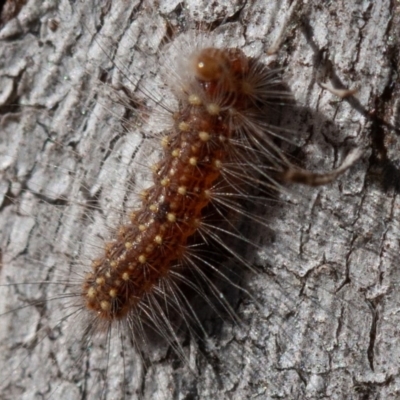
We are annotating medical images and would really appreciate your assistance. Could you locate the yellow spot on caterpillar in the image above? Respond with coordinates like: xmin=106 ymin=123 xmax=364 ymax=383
xmin=122 ymin=272 xmax=129 ymax=281
xmin=138 ymin=254 xmax=146 ymax=264
xmin=188 ymin=94 xmax=202 ymax=105
xmin=169 ymin=168 xmax=176 ymax=177
xmin=204 ymin=189 xmax=211 ymax=199
xmin=172 ymin=148 xmax=180 ymax=157
xmin=139 ymin=225 xmax=146 ymax=232
xmin=151 ymin=163 xmax=161 ymax=173
xmin=154 ymin=235 xmax=163 ymax=244
xmin=207 ymin=103 xmax=220 ymax=115
xmin=189 ymin=157 xmax=197 ymax=166
xmin=100 ymin=301 xmax=111 ymax=311
xmin=109 ymin=289 xmax=117 ymax=298
xmin=199 ymin=131 xmax=210 ymax=141
xmin=213 ymin=159 xmax=222 ymax=169
xmin=179 ymin=121 xmax=190 ymax=131
xmin=167 ymin=213 xmax=176 ymax=223
xmin=178 ymin=186 xmax=187 ymax=195
xmin=161 ymin=178 xmax=170 ymax=186
xmin=125 ymin=242 xmax=133 ymax=249
xmin=140 ymin=189 xmax=149 ymax=200
xmin=87 ymin=287 xmax=96 ymax=298
xmin=96 ymin=277 xmax=105 ymax=286
xmin=161 ymin=136 xmax=170 ymax=148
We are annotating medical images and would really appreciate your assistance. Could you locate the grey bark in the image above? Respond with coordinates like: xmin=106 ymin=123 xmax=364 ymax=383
xmin=0 ymin=0 xmax=398 ymax=399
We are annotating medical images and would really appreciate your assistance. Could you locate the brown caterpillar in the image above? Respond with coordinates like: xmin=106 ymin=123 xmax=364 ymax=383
xmin=83 ymin=47 xmax=287 ymax=325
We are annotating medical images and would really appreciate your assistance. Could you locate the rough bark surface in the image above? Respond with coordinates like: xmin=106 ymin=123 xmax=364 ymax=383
xmin=0 ymin=0 xmax=399 ymax=399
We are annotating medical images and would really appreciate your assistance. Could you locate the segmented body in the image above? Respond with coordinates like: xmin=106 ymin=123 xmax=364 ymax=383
xmin=83 ymin=48 xmax=272 ymax=321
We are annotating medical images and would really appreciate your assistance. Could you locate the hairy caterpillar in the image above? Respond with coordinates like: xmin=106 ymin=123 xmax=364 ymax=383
xmin=0 ymin=0 xmax=398 ymax=399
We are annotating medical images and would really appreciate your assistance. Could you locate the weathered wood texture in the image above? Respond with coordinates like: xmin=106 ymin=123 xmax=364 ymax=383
xmin=0 ymin=0 xmax=398 ymax=399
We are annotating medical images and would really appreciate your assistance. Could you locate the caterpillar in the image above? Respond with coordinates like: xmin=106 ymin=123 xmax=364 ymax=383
xmin=0 ymin=0 xmax=398 ymax=399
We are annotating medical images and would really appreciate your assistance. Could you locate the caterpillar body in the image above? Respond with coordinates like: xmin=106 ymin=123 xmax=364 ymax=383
xmin=0 ymin=0 xmax=398 ymax=399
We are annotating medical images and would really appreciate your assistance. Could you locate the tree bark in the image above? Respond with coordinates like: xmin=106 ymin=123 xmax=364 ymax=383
xmin=0 ymin=0 xmax=398 ymax=399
